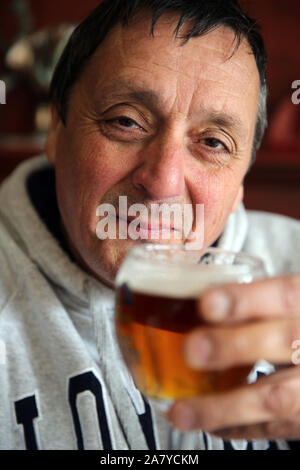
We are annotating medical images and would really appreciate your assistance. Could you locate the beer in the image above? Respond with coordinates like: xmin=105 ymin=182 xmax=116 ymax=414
xmin=116 ymin=287 xmax=252 ymax=400
xmin=115 ymin=248 xmax=258 ymax=401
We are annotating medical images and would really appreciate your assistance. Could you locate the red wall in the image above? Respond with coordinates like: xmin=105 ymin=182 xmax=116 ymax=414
xmin=0 ymin=0 xmax=299 ymax=218
xmin=1 ymin=0 xmax=299 ymax=137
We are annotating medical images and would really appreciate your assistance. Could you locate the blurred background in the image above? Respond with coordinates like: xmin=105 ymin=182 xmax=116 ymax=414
xmin=0 ymin=0 xmax=299 ymax=219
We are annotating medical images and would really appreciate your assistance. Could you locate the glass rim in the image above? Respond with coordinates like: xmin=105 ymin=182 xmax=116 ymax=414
xmin=115 ymin=244 xmax=267 ymax=295
xmin=125 ymin=243 xmax=265 ymax=270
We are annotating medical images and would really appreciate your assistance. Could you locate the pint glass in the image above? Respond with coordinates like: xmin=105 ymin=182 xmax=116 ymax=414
xmin=115 ymin=245 xmax=266 ymax=405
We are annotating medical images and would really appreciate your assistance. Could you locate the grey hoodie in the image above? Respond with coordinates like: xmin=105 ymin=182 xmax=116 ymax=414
xmin=0 ymin=155 xmax=299 ymax=450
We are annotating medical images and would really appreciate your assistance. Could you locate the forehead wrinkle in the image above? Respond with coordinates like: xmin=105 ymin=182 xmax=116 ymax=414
xmin=196 ymin=80 xmax=251 ymax=99
xmin=187 ymin=47 xmax=256 ymax=84
xmin=196 ymin=40 xmax=253 ymax=63
xmin=148 ymin=52 xmax=255 ymax=92
xmin=194 ymin=70 xmax=252 ymax=92
xmin=202 ymin=59 xmax=255 ymax=83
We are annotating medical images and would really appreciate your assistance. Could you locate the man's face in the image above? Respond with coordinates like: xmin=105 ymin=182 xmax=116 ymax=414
xmin=46 ymin=14 xmax=260 ymax=286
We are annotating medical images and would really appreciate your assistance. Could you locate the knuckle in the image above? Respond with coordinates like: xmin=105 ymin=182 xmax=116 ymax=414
xmin=209 ymin=328 xmax=248 ymax=367
xmin=209 ymin=330 xmax=234 ymax=366
xmin=206 ymin=331 xmax=223 ymax=364
xmin=262 ymin=382 xmax=298 ymax=419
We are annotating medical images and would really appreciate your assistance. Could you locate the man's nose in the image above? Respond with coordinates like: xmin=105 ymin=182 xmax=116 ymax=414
xmin=131 ymin=134 xmax=186 ymax=200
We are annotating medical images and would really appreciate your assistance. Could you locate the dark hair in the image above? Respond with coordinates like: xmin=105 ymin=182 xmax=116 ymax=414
xmin=50 ymin=0 xmax=268 ymax=164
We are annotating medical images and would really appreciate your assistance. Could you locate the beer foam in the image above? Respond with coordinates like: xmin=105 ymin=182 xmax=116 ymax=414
xmin=116 ymin=258 xmax=253 ymax=299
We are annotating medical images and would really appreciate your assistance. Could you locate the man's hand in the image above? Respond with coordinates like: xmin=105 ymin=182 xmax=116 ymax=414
xmin=167 ymin=275 xmax=300 ymax=440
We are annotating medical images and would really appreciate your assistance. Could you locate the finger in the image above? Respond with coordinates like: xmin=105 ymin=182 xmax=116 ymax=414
xmin=184 ymin=317 xmax=300 ymax=369
xmin=198 ymin=275 xmax=300 ymax=324
xmin=213 ymin=418 xmax=300 ymax=441
xmin=167 ymin=365 xmax=300 ymax=433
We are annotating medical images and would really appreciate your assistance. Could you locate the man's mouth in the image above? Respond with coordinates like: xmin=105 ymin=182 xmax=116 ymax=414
xmin=117 ymin=215 xmax=180 ymax=240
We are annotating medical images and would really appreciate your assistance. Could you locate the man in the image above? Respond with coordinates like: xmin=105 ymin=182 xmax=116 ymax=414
xmin=0 ymin=0 xmax=300 ymax=450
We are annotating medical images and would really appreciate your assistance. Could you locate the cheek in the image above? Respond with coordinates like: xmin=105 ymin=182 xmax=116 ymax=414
xmin=192 ymin=170 xmax=238 ymax=209
xmin=56 ymin=130 xmax=133 ymax=228
xmin=205 ymin=180 xmax=234 ymax=217
xmin=70 ymin=133 xmax=127 ymax=195
xmin=189 ymin=169 xmax=243 ymax=239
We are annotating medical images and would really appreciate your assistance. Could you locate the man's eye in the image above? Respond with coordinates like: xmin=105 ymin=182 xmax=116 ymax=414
xmin=107 ymin=117 xmax=141 ymax=129
xmin=203 ymin=137 xmax=229 ymax=152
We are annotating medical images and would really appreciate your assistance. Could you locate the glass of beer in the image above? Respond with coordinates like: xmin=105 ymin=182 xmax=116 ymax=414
xmin=114 ymin=244 xmax=266 ymax=413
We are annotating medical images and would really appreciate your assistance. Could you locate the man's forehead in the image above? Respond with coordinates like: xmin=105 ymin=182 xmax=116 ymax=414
xmin=76 ymin=11 xmax=259 ymax=134
xmin=90 ymin=14 xmax=258 ymax=89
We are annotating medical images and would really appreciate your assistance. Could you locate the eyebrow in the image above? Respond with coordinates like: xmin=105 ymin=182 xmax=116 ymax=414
xmin=96 ymin=80 xmax=160 ymax=110
xmin=96 ymin=80 xmax=247 ymax=138
xmin=201 ymin=110 xmax=246 ymax=139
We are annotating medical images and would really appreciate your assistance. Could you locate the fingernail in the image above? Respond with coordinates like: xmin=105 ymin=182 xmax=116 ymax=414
xmin=201 ymin=289 xmax=232 ymax=321
xmin=185 ymin=333 xmax=212 ymax=368
xmin=169 ymin=403 xmax=195 ymax=431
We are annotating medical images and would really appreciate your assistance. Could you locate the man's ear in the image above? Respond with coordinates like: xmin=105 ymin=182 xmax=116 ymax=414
xmin=231 ymin=185 xmax=244 ymax=213
xmin=45 ymin=104 xmax=61 ymax=165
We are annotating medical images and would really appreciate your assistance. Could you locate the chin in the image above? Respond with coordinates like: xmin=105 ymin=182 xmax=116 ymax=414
xmin=90 ymin=238 xmax=136 ymax=287
xmin=92 ymin=236 xmax=186 ymax=286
